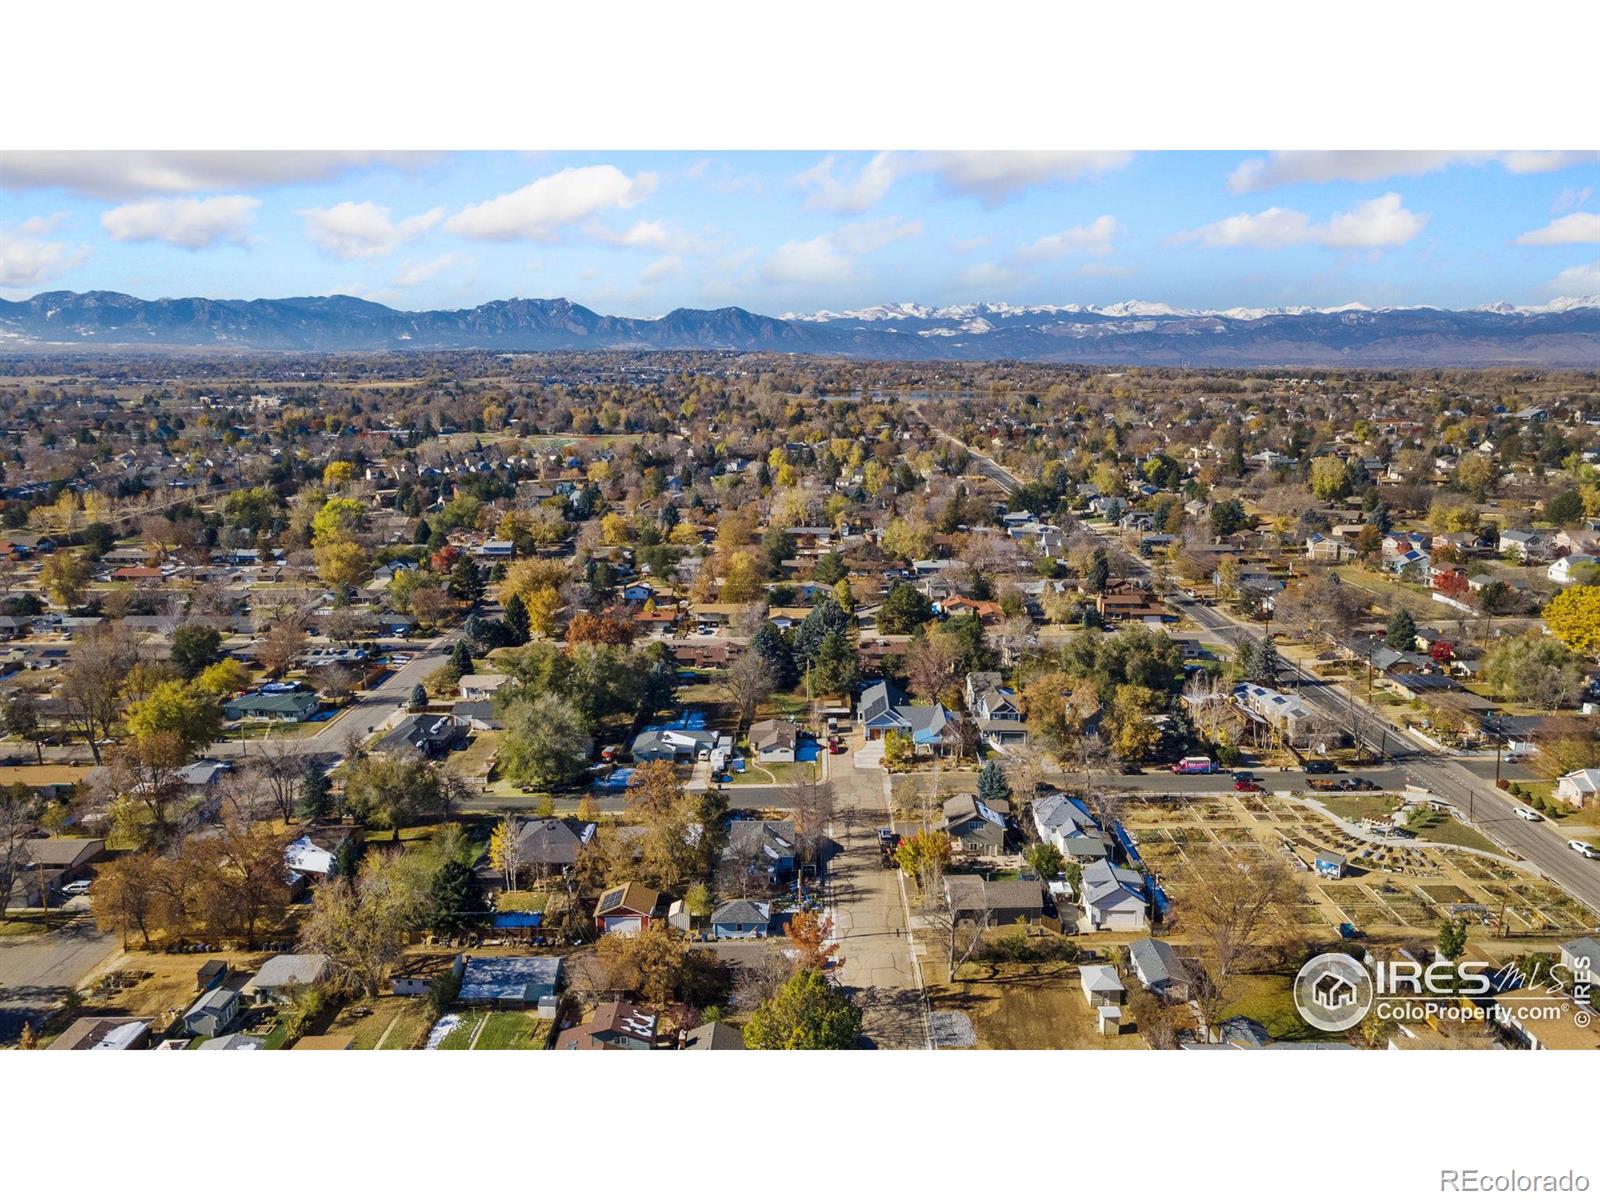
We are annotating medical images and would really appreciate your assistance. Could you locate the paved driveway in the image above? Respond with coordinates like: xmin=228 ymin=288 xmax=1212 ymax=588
xmin=0 ymin=917 xmax=120 ymax=1042
xmin=823 ymin=741 xmax=930 ymax=1049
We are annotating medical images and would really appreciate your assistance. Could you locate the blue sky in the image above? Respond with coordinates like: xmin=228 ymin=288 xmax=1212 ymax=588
xmin=1 ymin=150 xmax=1597 ymax=314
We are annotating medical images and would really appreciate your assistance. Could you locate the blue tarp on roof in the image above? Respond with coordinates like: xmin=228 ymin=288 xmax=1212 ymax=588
xmin=492 ymin=911 xmax=544 ymax=929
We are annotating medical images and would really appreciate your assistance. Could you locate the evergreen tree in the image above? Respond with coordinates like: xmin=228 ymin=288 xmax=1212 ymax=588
xmin=449 ymin=640 xmax=475 ymax=674
xmin=1085 ymin=548 xmax=1111 ymax=594
xmin=1385 ymin=608 xmax=1418 ymax=651
xmin=749 ymin=622 xmax=798 ymax=689
xmin=794 ymin=594 xmax=850 ymax=664
xmin=409 ymin=683 xmax=428 ymax=710
xmin=977 ymin=759 xmax=1010 ymax=806
xmin=878 ymin=582 xmax=934 ymax=634
xmin=503 ymin=593 xmax=530 ymax=645
xmin=811 ymin=549 xmax=848 ymax=585
xmin=449 ymin=556 xmax=483 ymax=604
xmin=413 ymin=518 xmax=432 ymax=545
xmin=429 ymin=858 xmax=482 ymax=934
xmin=812 ymin=628 xmax=860 ymax=695
xmin=296 ymin=762 xmax=331 ymax=821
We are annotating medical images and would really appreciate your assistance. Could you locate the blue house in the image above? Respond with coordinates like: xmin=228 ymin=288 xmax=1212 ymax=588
xmin=710 ymin=899 xmax=772 ymax=939
xmin=859 ymin=680 xmax=956 ymax=756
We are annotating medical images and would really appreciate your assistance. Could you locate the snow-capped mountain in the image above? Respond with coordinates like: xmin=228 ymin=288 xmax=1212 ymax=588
xmin=2 ymin=290 xmax=1597 ymax=366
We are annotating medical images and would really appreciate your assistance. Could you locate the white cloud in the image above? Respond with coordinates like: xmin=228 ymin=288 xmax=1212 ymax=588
xmin=0 ymin=151 xmax=428 ymax=199
xmin=1179 ymin=193 xmax=1425 ymax=250
xmin=1553 ymin=186 xmax=1593 ymax=214
xmin=763 ymin=217 xmax=921 ymax=285
xmin=920 ymin=151 xmax=1133 ymax=206
xmin=100 ymin=195 xmax=259 ymax=249
xmin=0 ymin=223 xmax=88 ymax=288
xmin=391 ymin=253 xmax=467 ymax=288
xmin=1319 ymin=194 xmax=1429 ymax=248
xmin=1228 ymin=150 xmax=1599 ymax=193
xmin=1014 ymin=216 xmax=1120 ymax=262
xmin=299 ymin=201 xmax=443 ymax=259
xmin=793 ymin=152 xmax=903 ymax=214
xmin=1500 ymin=151 xmax=1598 ymax=175
xmin=1515 ymin=212 xmax=1600 ymax=246
xmin=640 ymin=255 xmax=682 ymax=284
xmin=443 ymin=166 xmax=656 ymax=241
xmin=18 ymin=212 xmax=69 ymax=236
xmin=1547 ymin=260 xmax=1600 ymax=295
xmin=793 ymin=150 xmax=1133 ymax=213
xmin=588 ymin=219 xmax=723 ymax=259
xmin=956 ymin=260 xmax=1021 ymax=290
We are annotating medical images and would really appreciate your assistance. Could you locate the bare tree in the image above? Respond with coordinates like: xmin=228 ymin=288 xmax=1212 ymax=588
xmin=60 ymin=624 xmax=140 ymax=763
xmin=1176 ymin=851 xmax=1302 ymax=1036
xmin=252 ymin=739 xmax=310 ymax=822
xmin=786 ymin=777 xmax=836 ymax=868
xmin=0 ymin=786 xmax=40 ymax=920
xmin=720 ymin=649 xmax=775 ymax=731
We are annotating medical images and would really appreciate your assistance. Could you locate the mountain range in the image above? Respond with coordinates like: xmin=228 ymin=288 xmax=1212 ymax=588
xmin=2 ymin=290 xmax=1598 ymax=367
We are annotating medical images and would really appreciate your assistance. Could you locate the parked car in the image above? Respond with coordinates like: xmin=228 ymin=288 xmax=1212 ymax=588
xmin=1512 ymin=806 xmax=1543 ymax=821
xmin=1233 ymin=779 xmax=1263 ymax=793
xmin=1304 ymin=760 xmax=1338 ymax=774
xmin=1568 ymin=840 xmax=1600 ymax=861
xmin=1232 ymin=770 xmax=1257 ymax=782
xmin=61 ymin=880 xmax=93 ymax=896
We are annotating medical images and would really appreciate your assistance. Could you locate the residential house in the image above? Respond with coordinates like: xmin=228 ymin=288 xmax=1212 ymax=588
xmin=858 ymin=679 xmax=957 ymax=755
xmin=512 ymin=817 xmax=596 ymax=880
xmin=723 ymin=819 xmax=797 ymax=885
xmin=1031 ymin=793 xmax=1110 ymax=862
xmin=1499 ymin=529 xmax=1550 ymax=562
xmin=966 ymin=671 xmax=1028 ymax=748
xmin=457 ymin=954 xmax=564 ymax=1014
xmin=457 ymin=673 xmax=509 ymax=701
xmin=1080 ymin=963 xmax=1127 ymax=1007
xmin=1095 ymin=581 xmax=1168 ymax=623
xmin=46 ymin=1016 xmax=151 ymax=1051
xmin=184 ymin=986 xmax=242 ymax=1038
xmin=1079 ymin=859 xmax=1148 ymax=932
xmin=1304 ymin=533 xmax=1352 ymax=563
xmin=375 ymin=713 xmax=467 ymax=758
xmin=223 ymin=690 xmax=320 ymax=723
xmin=1548 ymin=555 xmax=1597 ymax=585
xmin=709 ymin=899 xmax=772 ymax=939
xmin=679 ymin=1020 xmax=745 ymax=1050
xmin=747 ymin=717 xmax=800 ymax=764
xmin=1555 ymin=769 xmax=1600 ymax=806
xmin=556 ymin=1000 xmax=658 ymax=1050
xmin=243 ymin=954 xmax=330 ymax=1003
xmin=594 ymin=881 xmax=665 ymax=934
xmin=942 ymin=875 xmax=1046 ymax=927
xmin=1128 ymin=937 xmax=1192 ymax=1001
xmin=1558 ymin=936 xmax=1599 ymax=989
xmin=944 ymin=792 xmax=1007 ymax=854
xmin=1232 ymin=683 xmax=1316 ymax=748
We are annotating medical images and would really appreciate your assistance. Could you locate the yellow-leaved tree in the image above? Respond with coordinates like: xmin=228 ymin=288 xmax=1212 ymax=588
xmin=1544 ymin=585 xmax=1600 ymax=659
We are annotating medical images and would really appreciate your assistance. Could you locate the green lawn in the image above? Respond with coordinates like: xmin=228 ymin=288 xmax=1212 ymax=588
xmin=1406 ymin=812 xmax=1501 ymax=855
xmin=1322 ymin=795 xmax=1402 ymax=824
xmin=472 ymin=1011 xmax=549 ymax=1050
xmin=1220 ymin=973 xmax=1334 ymax=1042
xmin=437 ymin=1012 xmax=484 ymax=1049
